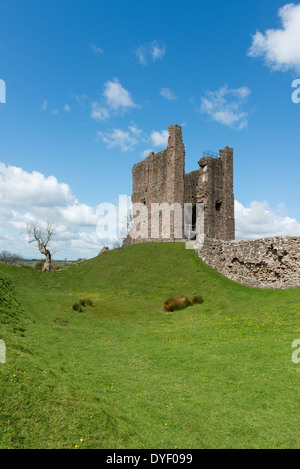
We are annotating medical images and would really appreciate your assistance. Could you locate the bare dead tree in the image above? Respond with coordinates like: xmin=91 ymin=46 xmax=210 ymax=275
xmin=119 ymin=209 xmax=133 ymax=241
xmin=27 ymin=222 xmax=54 ymax=272
xmin=112 ymin=209 xmax=133 ymax=248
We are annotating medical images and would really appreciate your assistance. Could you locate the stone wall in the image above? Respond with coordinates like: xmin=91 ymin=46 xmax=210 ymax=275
xmin=132 ymin=149 xmax=168 ymax=206
xmin=184 ymin=170 xmax=200 ymax=205
xmin=130 ymin=124 xmax=185 ymax=241
xmin=197 ymin=236 xmax=300 ymax=289
xmin=197 ymin=147 xmax=235 ymax=241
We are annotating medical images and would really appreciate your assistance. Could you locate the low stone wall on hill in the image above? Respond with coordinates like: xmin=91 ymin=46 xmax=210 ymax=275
xmin=197 ymin=236 xmax=300 ymax=289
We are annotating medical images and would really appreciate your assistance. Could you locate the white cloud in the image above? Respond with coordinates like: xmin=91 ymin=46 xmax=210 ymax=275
xmin=0 ymin=163 xmax=73 ymax=208
xmin=151 ymin=40 xmax=166 ymax=61
xmin=98 ymin=122 xmax=166 ymax=153
xmin=103 ymin=78 xmax=136 ymax=110
xmin=277 ymin=202 xmax=288 ymax=216
xmin=42 ymin=100 xmax=48 ymax=111
xmin=97 ymin=127 xmax=139 ymax=152
xmin=248 ymin=3 xmax=300 ymax=72
xmin=0 ymin=163 xmax=109 ymax=259
xmin=199 ymin=85 xmax=251 ymax=129
xmin=135 ymin=40 xmax=166 ymax=65
xmin=235 ymin=200 xmax=300 ymax=239
xmin=91 ymin=78 xmax=137 ymax=121
xmin=72 ymin=94 xmax=88 ymax=106
xmin=135 ymin=48 xmax=147 ymax=66
xmin=160 ymin=87 xmax=178 ymax=100
xmin=150 ymin=129 xmax=169 ymax=147
xmin=91 ymin=102 xmax=109 ymax=121
xmin=64 ymin=104 xmax=70 ymax=112
xmin=141 ymin=148 xmax=154 ymax=159
xmin=90 ymin=43 xmax=103 ymax=57
xmin=128 ymin=123 xmax=143 ymax=136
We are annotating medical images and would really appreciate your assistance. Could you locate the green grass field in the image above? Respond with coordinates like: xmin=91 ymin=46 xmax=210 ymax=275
xmin=1 ymin=242 xmax=300 ymax=449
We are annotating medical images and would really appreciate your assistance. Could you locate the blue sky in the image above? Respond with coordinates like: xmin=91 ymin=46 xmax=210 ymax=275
xmin=1 ymin=0 xmax=300 ymax=258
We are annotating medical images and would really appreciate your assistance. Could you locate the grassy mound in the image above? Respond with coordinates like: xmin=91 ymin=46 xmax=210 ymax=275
xmin=0 ymin=242 xmax=300 ymax=449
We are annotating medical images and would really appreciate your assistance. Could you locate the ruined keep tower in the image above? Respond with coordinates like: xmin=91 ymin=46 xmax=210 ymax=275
xmin=196 ymin=147 xmax=235 ymax=240
xmin=126 ymin=124 xmax=235 ymax=244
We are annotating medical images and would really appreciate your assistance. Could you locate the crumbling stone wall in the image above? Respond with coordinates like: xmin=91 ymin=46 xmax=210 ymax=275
xmin=197 ymin=236 xmax=300 ymax=289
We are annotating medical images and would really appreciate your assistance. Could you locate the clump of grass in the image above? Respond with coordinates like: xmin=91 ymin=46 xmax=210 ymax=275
xmin=163 ymin=294 xmax=203 ymax=312
xmin=72 ymin=302 xmax=83 ymax=312
xmin=72 ymin=298 xmax=93 ymax=311
xmin=191 ymin=294 xmax=204 ymax=305
xmin=163 ymin=295 xmax=191 ymax=312
xmin=79 ymin=298 xmax=93 ymax=307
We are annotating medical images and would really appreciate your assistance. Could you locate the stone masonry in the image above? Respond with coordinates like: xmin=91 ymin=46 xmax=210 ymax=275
xmin=197 ymin=236 xmax=300 ymax=289
xmin=196 ymin=147 xmax=235 ymax=240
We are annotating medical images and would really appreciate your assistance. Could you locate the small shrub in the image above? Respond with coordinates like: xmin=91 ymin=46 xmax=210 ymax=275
xmin=175 ymin=295 xmax=192 ymax=310
xmin=191 ymin=295 xmax=204 ymax=305
xmin=163 ymin=295 xmax=191 ymax=312
xmin=34 ymin=259 xmax=45 ymax=271
xmin=79 ymin=298 xmax=93 ymax=307
xmin=163 ymin=294 xmax=203 ymax=312
xmin=51 ymin=261 xmax=61 ymax=271
xmin=72 ymin=302 xmax=83 ymax=312
xmin=163 ymin=298 xmax=176 ymax=312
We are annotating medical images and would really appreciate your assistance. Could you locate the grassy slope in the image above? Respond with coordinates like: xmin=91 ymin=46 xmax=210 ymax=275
xmin=1 ymin=242 xmax=300 ymax=449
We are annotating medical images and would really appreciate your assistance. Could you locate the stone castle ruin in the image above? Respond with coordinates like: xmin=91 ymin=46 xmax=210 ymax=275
xmin=128 ymin=124 xmax=234 ymax=242
xmin=125 ymin=124 xmax=300 ymax=289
